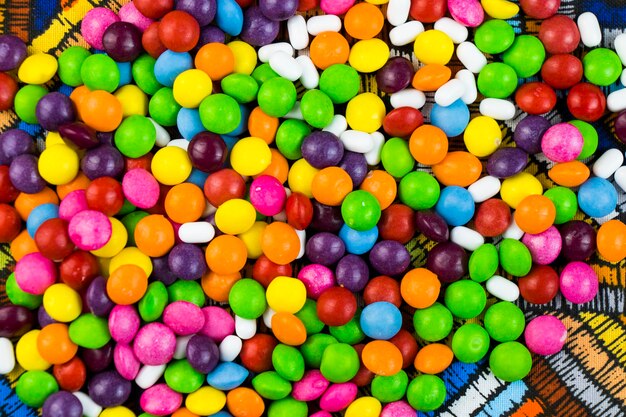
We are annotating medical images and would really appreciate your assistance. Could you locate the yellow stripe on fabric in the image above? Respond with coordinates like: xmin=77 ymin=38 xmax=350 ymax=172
xmin=578 ymin=312 xmax=626 ymax=363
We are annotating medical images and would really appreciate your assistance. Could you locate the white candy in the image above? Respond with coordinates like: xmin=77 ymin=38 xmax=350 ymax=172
xmin=389 ymin=21 xmax=424 ymax=46
xmin=283 ymin=101 xmax=304 ymax=120
xmin=434 ymin=17 xmax=468 ymax=44
xmin=288 ymin=15 xmax=309 ymax=50
xmin=263 ymin=307 xmax=276 ymax=329
xmin=486 ymin=275 xmax=520 ymax=302
xmin=269 ymin=51 xmax=302 ymax=82
xmin=622 ymin=68 xmax=626 ymax=87
xmin=456 ymin=42 xmax=487 ymax=74
xmin=615 ymin=33 xmax=626 ymax=66
xmin=307 ymin=15 xmax=342 ymax=36
xmin=468 ymin=175 xmax=501 ymax=203
xmin=150 ymin=117 xmax=171 ymax=147
xmin=577 ymin=12 xmax=602 ymax=47
xmin=166 ymin=138 xmax=189 ymax=151
xmin=258 ymin=43 xmax=293 ymax=63
xmin=235 ymin=315 xmax=257 ymax=340
xmin=296 ymin=229 xmax=306 ymax=259
xmin=390 ymin=88 xmax=426 ymax=109
xmin=365 ymin=132 xmax=385 ymax=165
xmin=615 ymin=166 xmax=626 ymax=192
xmin=455 ymin=69 xmax=478 ymax=104
xmin=592 ymin=148 xmax=624 ymax=179
xmin=174 ymin=335 xmax=192 ymax=359
xmin=450 ymin=226 xmax=485 ymax=251
xmin=387 ymin=0 xmax=411 ymax=26
xmin=178 ymin=221 xmax=215 ymax=244
xmin=340 ymin=130 xmax=375 ymax=153
xmin=479 ymin=98 xmax=516 ymax=120
xmin=219 ymin=335 xmax=242 ymax=362
xmin=503 ymin=217 xmax=524 ymax=240
xmin=273 ymin=209 xmax=288 ymax=222
xmin=203 ymin=202 xmax=217 ymax=217
xmin=607 ymin=88 xmax=626 ymax=113
xmin=323 ymin=114 xmax=348 ymax=136
xmin=435 ymin=79 xmax=466 ymax=107
xmin=73 ymin=392 xmax=103 ymax=417
xmin=135 ymin=364 xmax=166 ymax=389
xmin=296 ymin=55 xmax=319 ymax=89
xmin=0 ymin=338 xmax=15 ymax=375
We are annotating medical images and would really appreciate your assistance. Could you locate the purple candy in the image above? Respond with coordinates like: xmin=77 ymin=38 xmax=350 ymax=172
xmin=513 ymin=115 xmax=551 ymax=154
xmin=0 ymin=34 xmax=27 ymax=71
xmin=240 ymin=6 xmax=279 ymax=46
xmin=82 ymin=342 xmax=114 ymax=373
xmin=36 ymin=92 xmax=76 ymax=132
xmin=9 ymin=154 xmax=45 ymax=194
xmin=59 ymin=122 xmax=100 ymax=149
xmin=81 ymin=145 xmax=125 ymax=179
xmin=0 ymin=305 xmax=33 ymax=338
xmin=259 ymin=0 xmax=298 ymax=21
xmin=614 ymin=110 xmax=626 ymax=144
xmin=306 ymin=232 xmax=346 ymax=265
xmin=177 ymin=0 xmax=217 ymax=26
xmin=486 ymin=147 xmax=529 ymax=178
xmin=376 ymin=57 xmax=415 ymax=94
xmin=369 ymin=240 xmax=411 ymax=276
xmin=151 ymin=255 xmax=178 ymax=285
xmin=188 ymin=132 xmax=227 ymax=173
xmin=102 ymin=21 xmax=143 ymax=62
xmin=42 ymin=391 xmax=83 ymax=417
xmin=335 ymin=254 xmax=370 ymax=292
xmin=560 ymin=220 xmax=596 ymax=261
xmin=37 ymin=306 xmax=57 ymax=328
xmin=197 ymin=25 xmax=226 ymax=47
xmin=88 ymin=370 xmax=132 ymax=407
xmin=415 ymin=210 xmax=449 ymax=242
xmin=426 ymin=241 xmax=467 ymax=282
xmin=0 ymin=129 xmax=35 ymax=165
xmin=168 ymin=243 xmax=207 ymax=280
xmin=338 ymin=151 xmax=368 ymax=187
xmin=97 ymin=131 xmax=114 ymax=146
xmin=86 ymin=276 xmax=115 ymax=317
xmin=186 ymin=334 xmax=220 ymax=373
xmin=310 ymin=202 xmax=344 ymax=232
xmin=301 ymin=131 xmax=344 ymax=169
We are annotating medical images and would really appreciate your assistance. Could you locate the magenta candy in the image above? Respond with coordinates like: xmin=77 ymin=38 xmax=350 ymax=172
xmin=133 ymin=323 xmax=177 ymax=365
xmin=249 ymin=175 xmax=286 ymax=216
xmin=381 ymin=400 xmax=417 ymax=417
xmin=559 ymin=261 xmax=599 ymax=304
xmin=109 ymin=305 xmax=141 ymax=344
xmin=114 ymin=343 xmax=141 ymax=380
xmin=524 ymin=315 xmax=567 ymax=355
xmin=140 ymin=383 xmax=183 ymax=416
xmin=310 ymin=412 xmax=332 ymax=417
xmin=118 ymin=2 xmax=154 ymax=32
xmin=14 ymin=252 xmax=57 ymax=295
xmin=163 ymin=301 xmax=205 ymax=336
xmin=297 ymin=264 xmax=335 ymax=299
xmin=81 ymin=7 xmax=120 ymax=50
xmin=319 ymin=382 xmax=358 ymax=412
xmin=122 ymin=168 xmax=160 ymax=209
xmin=200 ymin=306 xmax=235 ymax=343
xmin=68 ymin=210 xmax=112 ymax=251
xmin=448 ymin=0 xmax=484 ymax=27
xmin=320 ymin=0 xmax=355 ymax=15
xmin=292 ymin=370 xmax=330 ymax=401
xmin=59 ymin=189 xmax=89 ymax=221
xmin=540 ymin=123 xmax=584 ymax=162
xmin=521 ymin=226 xmax=562 ymax=265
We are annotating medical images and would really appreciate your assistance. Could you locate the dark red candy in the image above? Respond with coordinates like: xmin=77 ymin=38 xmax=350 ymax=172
xmin=383 ymin=107 xmax=424 ymax=138
xmin=252 ymin=254 xmax=293 ymax=288
xmin=188 ymin=132 xmax=227 ymax=173
xmin=240 ymin=334 xmax=278 ymax=373
xmin=520 ymin=0 xmax=560 ymax=19
xmin=296 ymin=0 xmax=317 ymax=12
xmin=415 ymin=210 xmax=449 ymax=242
xmin=519 ymin=265 xmax=559 ymax=304
xmin=142 ymin=22 xmax=167 ymax=59
xmin=567 ymin=82 xmax=606 ymax=122
xmin=363 ymin=275 xmax=402 ymax=307
xmin=85 ymin=176 xmax=124 ymax=216
xmin=59 ymin=122 xmax=99 ymax=149
xmin=376 ymin=57 xmax=414 ymax=94
xmin=0 ymin=203 xmax=21 ymax=243
xmin=59 ymin=250 xmax=100 ymax=291
xmin=53 ymin=356 xmax=87 ymax=392
xmin=378 ymin=203 xmax=415 ymax=244
xmin=615 ymin=110 xmax=626 ymax=144
xmin=560 ymin=220 xmax=596 ymax=261
xmin=34 ymin=218 xmax=74 ymax=260
xmin=538 ymin=15 xmax=580 ymax=54
xmin=0 ymin=305 xmax=33 ymax=337
xmin=426 ymin=241 xmax=467 ymax=283
xmin=474 ymin=198 xmax=511 ymax=237
xmin=125 ymin=154 xmax=153 ymax=172
xmin=203 ymin=168 xmax=246 ymax=207
xmin=541 ymin=54 xmax=583 ymax=90
xmin=82 ymin=342 xmax=114 ymax=373
xmin=351 ymin=343 xmax=375 ymax=387
xmin=316 ymin=286 xmax=357 ymax=326
xmin=133 ymin=0 xmax=174 ymax=19
xmin=389 ymin=329 xmax=419 ymax=369
xmin=285 ymin=192 xmax=313 ymax=230
xmin=158 ymin=11 xmax=200 ymax=52
xmin=102 ymin=21 xmax=143 ymax=62
xmin=0 ymin=72 xmax=18 ymax=111
xmin=0 ymin=165 xmax=19 ymax=203
xmin=515 ymin=82 xmax=557 ymax=115
xmin=410 ymin=0 xmax=447 ymax=23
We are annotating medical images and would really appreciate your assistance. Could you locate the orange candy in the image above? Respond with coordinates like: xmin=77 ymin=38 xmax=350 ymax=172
xmin=248 ymin=107 xmax=279 ymax=144
xmin=596 ymin=219 xmax=626 ymax=262
xmin=400 ymin=268 xmax=441 ymax=309
xmin=201 ymin=271 xmax=242 ymax=302
xmin=227 ymin=387 xmax=265 ymax=417
xmin=205 ymin=235 xmax=247 ymax=274
xmin=37 ymin=323 xmax=78 ymax=365
xmin=412 ymin=64 xmax=452 ymax=91
xmin=344 ymin=2 xmax=384 ymax=40
xmin=432 ymin=151 xmax=482 ymax=187
xmin=15 ymin=187 xmax=59 ymax=220
xmin=106 ymin=264 xmax=148 ymax=305
xmin=134 ymin=214 xmax=175 ymax=257
xmin=309 ymin=32 xmax=350 ymax=70
xmin=261 ymin=222 xmax=300 ymax=265
xmin=79 ymin=90 xmax=123 ymax=132
xmin=514 ymin=195 xmax=556 ymax=234
xmin=361 ymin=340 xmax=403 ymax=376
xmin=548 ymin=161 xmax=590 ymax=187
xmin=360 ymin=170 xmax=397 ymax=210
xmin=172 ymin=408 xmax=199 ymax=417
xmin=255 ymin=149 xmax=289 ymax=184
xmin=311 ymin=167 xmax=353 ymax=206
xmin=69 ymin=85 xmax=90 ymax=120
xmin=164 ymin=183 xmax=206 ymax=223
xmin=409 ymin=125 xmax=449 ymax=166
xmin=10 ymin=230 xmax=39 ymax=261
xmin=195 ymin=42 xmax=234 ymax=80
xmin=414 ymin=343 xmax=454 ymax=374
xmin=271 ymin=312 xmax=307 ymax=346
xmin=56 ymin=172 xmax=90 ymax=200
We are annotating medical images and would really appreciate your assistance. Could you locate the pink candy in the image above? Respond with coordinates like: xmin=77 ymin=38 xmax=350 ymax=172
xmin=114 ymin=344 xmax=141 ymax=380
xmin=448 ymin=0 xmax=484 ymax=27
xmin=524 ymin=315 xmax=567 ymax=355
xmin=559 ymin=261 xmax=599 ymax=304
xmin=522 ymin=226 xmax=562 ymax=265
xmin=381 ymin=400 xmax=417 ymax=417
xmin=133 ymin=323 xmax=176 ymax=365
xmin=319 ymin=382 xmax=358 ymax=412
xmin=297 ymin=264 xmax=335 ymax=299
xmin=320 ymin=0 xmax=355 ymax=15
xmin=14 ymin=252 xmax=57 ymax=295
xmin=118 ymin=2 xmax=154 ymax=32
xmin=200 ymin=306 xmax=235 ymax=343
xmin=80 ymin=7 xmax=120 ymax=50
xmin=292 ymin=370 xmax=330 ymax=401
xmin=58 ymin=189 xmax=88 ymax=221
xmin=541 ymin=123 xmax=584 ymax=162
xmin=109 ymin=305 xmax=141 ymax=344
xmin=163 ymin=301 xmax=205 ymax=336
xmin=122 ymin=168 xmax=160 ymax=209
xmin=140 ymin=383 xmax=183 ymax=416
xmin=68 ymin=209 xmax=112 ymax=250
xmin=249 ymin=175 xmax=287 ymax=216
xmin=310 ymin=412 xmax=332 ymax=417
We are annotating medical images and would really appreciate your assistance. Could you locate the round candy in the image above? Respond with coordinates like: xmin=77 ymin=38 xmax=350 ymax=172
xmin=519 ymin=265 xmax=560 ymax=304
xmin=0 ymin=34 xmax=27 ymax=71
xmin=413 ymin=302 xmax=453 ymax=342
xmin=406 ymin=375 xmax=446 ymax=412
xmin=489 ymin=342 xmax=532 ymax=382
xmin=413 ymin=30 xmax=454 ymax=65
xmin=451 ymin=323 xmax=490 ymax=363
xmin=559 ymin=261 xmax=598 ymax=304
xmin=577 ymin=177 xmax=618 ymax=218
xmin=583 ymin=48 xmax=622 ymax=86
xmin=484 ymin=301 xmax=525 ymax=342
xmin=444 ymin=280 xmax=486 ymax=319
xmin=524 ymin=315 xmax=567 ymax=355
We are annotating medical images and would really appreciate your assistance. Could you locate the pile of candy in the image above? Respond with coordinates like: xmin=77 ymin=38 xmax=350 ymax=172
xmin=1 ymin=0 xmax=626 ymax=416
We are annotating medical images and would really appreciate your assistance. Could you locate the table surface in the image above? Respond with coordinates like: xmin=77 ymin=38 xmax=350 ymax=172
xmin=1 ymin=0 xmax=625 ymax=416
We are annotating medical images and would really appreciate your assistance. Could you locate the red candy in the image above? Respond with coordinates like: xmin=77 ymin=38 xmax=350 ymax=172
xmin=158 ymin=11 xmax=200 ymax=53
xmin=378 ymin=204 xmax=416 ymax=244
xmin=285 ymin=192 xmax=313 ymax=231
xmin=52 ymin=356 xmax=87 ymax=392
xmin=59 ymin=250 xmax=100 ymax=290
xmin=474 ymin=198 xmax=511 ymax=237
xmin=240 ymin=334 xmax=278 ymax=373
xmin=252 ymin=255 xmax=293 ymax=288
xmin=142 ymin=22 xmax=167 ymax=58
xmin=85 ymin=176 xmax=124 ymax=216
xmin=0 ymin=203 xmax=21 ymax=243
xmin=382 ymin=107 xmax=424 ymax=138
xmin=519 ymin=265 xmax=560 ymax=304
xmin=203 ymin=169 xmax=246 ymax=207
xmin=363 ymin=275 xmax=402 ymax=307
xmin=567 ymin=82 xmax=606 ymax=122
xmin=409 ymin=0 xmax=446 ymax=23
xmin=0 ymin=165 xmax=20 ymax=203
xmin=515 ymin=82 xmax=557 ymax=115
xmin=0 ymin=72 xmax=18 ymax=111
xmin=520 ymin=0 xmax=560 ymax=19
xmin=316 ymin=286 xmax=357 ymax=326
xmin=389 ymin=329 xmax=419 ymax=369
xmin=133 ymin=0 xmax=174 ymax=19
xmin=541 ymin=54 xmax=583 ymax=89
xmin=351 ymin=343 xmax=375 ymax=387
xmin=538 ymin=15 xmax=580 ymax=54
xmin=34 ymin=218 xmax=75 ymax=260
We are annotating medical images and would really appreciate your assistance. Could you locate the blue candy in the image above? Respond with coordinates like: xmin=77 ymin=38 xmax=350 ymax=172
xmin=116 ymin=62 xmax=132 ymax=86
xmin=154 ymin=50 xmax=193 ymax=87
xmin=229 ymin=104 xmax=250 ymax=136
xmin=216 ymin=0 xmax=244 ymax=36
xmin=206 ymin=362 xmax=249 ymax=390
xmin=177 ymin=108 xmax=205 ymax=140
xmin=435 ymin=186 xmax=475 ymax=226
xmin=187 ymin=168 xmax=210 ymax=189
xmin=430 ymin=99 xmax=470 ymax=137
xmin=26 ymin=203 xmax=59 ymax=237
xmin=360 ymin=301 xmax=402 ymax=340
xmin=339 ymin=224 xmax=378 ymax=255
xmin=577 ymin=177 xmax=618 ymax=218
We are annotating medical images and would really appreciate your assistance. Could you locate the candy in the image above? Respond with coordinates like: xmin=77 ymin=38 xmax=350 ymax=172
xmin=456 ymin=41 xmax=487 ymax=74
xmin=489 ymin=341 xmax=532 ymax=382
xmin=451 ymin=323 xmax=490 ymax=363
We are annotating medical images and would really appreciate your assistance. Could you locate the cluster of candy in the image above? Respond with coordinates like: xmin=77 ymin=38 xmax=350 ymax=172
xmin=1 ymin=0 xmax=626 ymax=416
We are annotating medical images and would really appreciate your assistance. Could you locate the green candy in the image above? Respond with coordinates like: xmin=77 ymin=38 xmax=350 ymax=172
xmin=398 ymin=171 xmax=440 ymax=210
xmin=133 ymin=54 xmax=162 ymax=95
xmin=229 ymin=279 xmax=266 ymax=319
xmin=68 ymin=313 xmax=110 ymax=349
xmin=319 ymin=64 xmax=360 ymax=104
xmin=341 ymin=190 xmax=381 ymax=231
xmin=164 ymin=359 xmax=204 ymax=393
xmin=444 ymin=280 xmax=487 ymax=319
xmin=300 ymin=89 xmax=334 ymax=129
xmin=381 ymin=138 xmax=415 ymax=178
xmin=275 ymin=120 xmax=311 ymax=160
xmin=469 ymin=243 xmax=499 ymax=283
xmin=294 ymin=299 xmax=325 ymax=335
xmin=268 ymin=397 xmax=308 ymax=417
xmin=199 ymin=93 xmax=241 ymax=134
xmin=489 ymin=341 xmax=532 ymax=382
xmin=252 ymin=371 xmax=292 ymax=400
xmin=272 ymin=344 xmax=305 ymax=382
xmin=257 ymin=77 xmax=297 ymax=117
xmin=138 ymin=281 xmax=169 ymax=322
xmin=451 ymin=323 xmax=490 ymax=363
xmin=58 ymin=46 xmax=91 ymax=86
xmin=413 ymin=302 xmax=453 ymax=342
xmin=569 ymin=120 xmax=598 ymax=160
xmin=371 ymin=370 xmax=409 ymax=403
xmin=406 ymin=374 xmax=446 ymax=412
xmin=121 ymin=211 xmax=149 ymax=247
xmin=117 ymin=199 xmax=136 ymax=217
xmin=221 ymin=73 xmax=259 ymax=103
xmin=16 ymin=370 xmax=59 ymax=408
xmin=484 ymin=301 xmax=526 ymax=342
xmin=150 ymin=87 xmax=181 ymax=127
xmin=167 ymin=280 xmax=204 ymax=307
xmin=251 ymin=63 xmax=280 ymax=85
xmin=544 ymin=187 xmax=578 ymax=224
xmin=329 ymin=310 xmax=365 ymax=344
xmin=477 ymin=63 xmax=518 ymax=98
xmin=114 ymin=115 xmax=156 ymax=158
xmin=80 ymin=54 xmax=120 ymax=92
xmin=300 ymin=333 xmax=338 ymax=368
xmin=6 ymin=273 xmax=42 ymax=309
xmin=502 ymin=35 xmax=545 ymax=78
xmin=14 ymin=85 xmax=47 ymax=124
xmin=474 ymin=19 xmax=515 ymax=54
xmin=499 ymin=238 xmax=532 ymax=277
xmin=583 ymin=48 xmax=622 ymax=86
xmin=319 ymin=343 xmax=360 ymax=383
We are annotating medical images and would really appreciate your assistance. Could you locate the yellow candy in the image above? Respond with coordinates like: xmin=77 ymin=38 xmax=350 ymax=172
xmin=266 ymin=276 xmax=307 ymax=314
xmin=238 ymin=221 xmax=267 ymax=259
xmin=99 ymin=406 xmax=136 ymax=417
xmin=345 ymin=396 xmax=382 ymax=417
xmin=288 ymin=159 xmax=319 ymax=198
xmin=15 ymin=330 xmax=51 ymax=371
xmin=18 ymin=53 xmax=58 ymax=84
xmin=92 ymin=217 xmax=128 ymax=258
xmin=38 ymin=144 xmax=79 ymax=185
xmin=365 ymin=0 xmax=389 ymax=4
xmin=414 ymin=30 xmax=454 ymax=65
xmin=151 ymin=146 xmax=193 ymax=186
xmin=215 ymin=198 xmax=256 ymax=235
xmin=173 ymin=69 xmax=213 ymax=108
xmin=230 ymin=136 xmax=271 ymax=176
xmin=43 ymin=283 xmax=82 ymax=322
xmin=114 ymin=85 xmax=148 ymax=117
xmin=346 ymin=93 xmax=386 ymax=133
xmin=186 ymin=386 xmax=226 ymax=416
xmin=98 ymin=255 xmax=112 ymax=277
xmin=463 ymin=116 xmax=502 ymax=157
xmin=349 ymin=39 xmax=390 ymax=73
xmin=110 ymin=247 xmax=153 ymax=277
xmin=481 ymin=0 xmax=520 ymax=19
xmin=228 ymin=41 xmax=257 ymax=75
xmin=501 ymin=172 xmax=543 ymax=208
xmin=45 ymin=131 xmax=65 ymax=147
